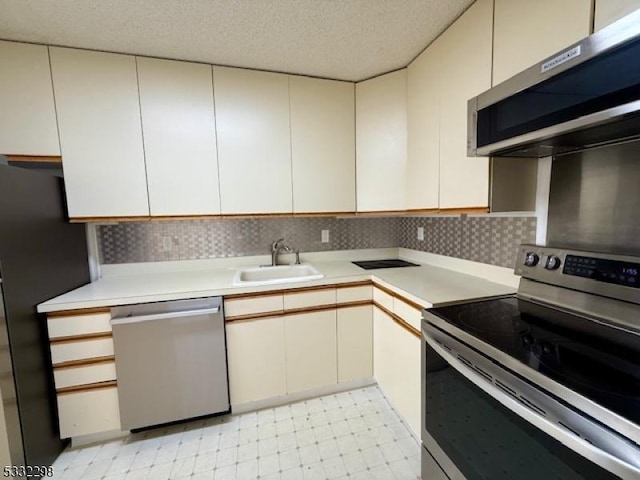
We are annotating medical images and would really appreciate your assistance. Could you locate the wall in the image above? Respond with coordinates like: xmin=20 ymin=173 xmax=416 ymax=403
xmin=98 ymin=217 xmax=401 ymax=264
xmin=97 ymin=215 xmax=536 ymax=269
xmin=400 ymin=215 xmax=536 ymax=269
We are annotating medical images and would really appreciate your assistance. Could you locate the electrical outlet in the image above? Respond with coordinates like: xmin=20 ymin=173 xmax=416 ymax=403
xmin=417 ymin=227 xmax=425 ymax=241
xmin=161 ymin=236 xmax=173 ymax=252
xmin=321 ymin=229 xmax=330 ymax=243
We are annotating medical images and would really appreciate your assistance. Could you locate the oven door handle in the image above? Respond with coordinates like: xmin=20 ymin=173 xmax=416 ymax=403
xmin=423 ymin=325 xmax=640 ymax=480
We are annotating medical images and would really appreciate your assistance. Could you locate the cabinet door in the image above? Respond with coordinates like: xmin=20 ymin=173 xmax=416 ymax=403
xmin=290 ymin=76 xmax=355 ymax=213
xmin=337 ymin=305 xmax=373 ymax=383
xmin=285 ymin=310 xmax=337 ymax=393
xmin=213 ymin=67 xmax=292 ymax=214
xmin=355 ymin=69 xmax=407 ymax=212
xmin=373 ymin=307 xmax=421 ymax=437
xmin=0 ymin=41 xmax=60 ymax=156
xmin=137 ymin=58 xmax=220 ymax=216
xmin=50 ymin=47 xmax=148 ymax=218
xmin=226 ymin=317 xmax=286 ymax=406
xmin=406 ymin=40 xmax=441 ymax=210
xmin=594 ymin=0 xmax=640 ymax=31
xmin=438 ymin=0 xmax=492 ymax=209
xmin=493 ymin=0 xmax=592 ymax=85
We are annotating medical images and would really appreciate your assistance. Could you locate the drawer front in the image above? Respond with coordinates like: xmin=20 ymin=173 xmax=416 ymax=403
xmin=54 ymin=362 xmax=117 ymax=389
xmin=225 ymin=295 xmax=283 ymax=317
xmin=336 ymin=285 xmax=372 ymax=304
xmin=283 ymin=288 xmax=336 ymax=310
xmin=50 ymin=338 xmax=114 ymax=364
xmin=393 ymin=298 xmax=423 ymax=331
xmin=373 ymin=287 xmax=394 ymax=311
xmin=47 ymin=312 xmax=112 ymax=339
xmin=57 ymin=387 xmax=121 ymax=439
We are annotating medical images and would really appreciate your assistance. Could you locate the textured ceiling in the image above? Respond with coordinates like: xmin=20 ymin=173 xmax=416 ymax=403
xmin=0 ymin=0 xmax=474 ymax=81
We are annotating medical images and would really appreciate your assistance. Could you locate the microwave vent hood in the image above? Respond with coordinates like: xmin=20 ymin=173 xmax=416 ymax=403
xmin=468 ymin=9 xmax=640 ymax=158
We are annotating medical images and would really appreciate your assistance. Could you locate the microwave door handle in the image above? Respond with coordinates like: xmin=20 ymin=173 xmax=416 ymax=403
xmin=110 ymin=307 xmax=220 ymax=326
xmin=423 ymin=329 xmax=640 ymax=480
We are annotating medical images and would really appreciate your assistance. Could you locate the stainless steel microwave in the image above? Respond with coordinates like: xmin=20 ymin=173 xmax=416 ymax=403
xmin=468 ymin=9 xmax=640 ymax=158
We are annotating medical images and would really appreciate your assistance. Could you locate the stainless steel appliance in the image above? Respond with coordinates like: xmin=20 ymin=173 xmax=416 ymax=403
xmin=111 ymin=297 xmax=230 ymax=430
xmin=468 ymin=9 xmax=640 ymax=158
xmin=0 ymin=165 xmax=90 ymax=470
xmin=421 ymin=244 xmax=640 ymax=479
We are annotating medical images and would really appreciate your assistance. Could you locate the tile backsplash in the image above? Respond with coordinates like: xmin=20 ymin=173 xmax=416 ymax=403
xmin=97 ymin=215 xmax=536 ymax=269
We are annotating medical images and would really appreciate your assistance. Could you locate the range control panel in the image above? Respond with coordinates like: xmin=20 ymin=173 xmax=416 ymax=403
xmin=515 ymin=245 xmax=640 ymax=301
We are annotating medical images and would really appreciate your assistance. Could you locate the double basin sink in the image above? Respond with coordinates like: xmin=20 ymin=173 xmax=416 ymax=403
xmin=233 ymin=264 xmax=324 ymax=287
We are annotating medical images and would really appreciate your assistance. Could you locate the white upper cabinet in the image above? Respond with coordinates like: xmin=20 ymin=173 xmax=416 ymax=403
xmin=213 ymin=66 xmax=292 ymax=214
xmin=493 ymin=0 xmax=592 ymax=85
xmin=0 ymin=41 xmax=60 ymax=156
xmin=438 ymin=0 xmax=492 ymax=209
xmin=594 ymin=0 xmax=640 ymax=31
xmin=356 ymin=69 xmax=407 ymax=212
xmin=50 ymin=47 xmax=149 ymax=218
xmin=137 ymin=58 xmax=220 ymax=216
xmin=406 ymin=40 xmax=441 ymax=211
xmin=290 ymin=76 xmax=355 ymax=213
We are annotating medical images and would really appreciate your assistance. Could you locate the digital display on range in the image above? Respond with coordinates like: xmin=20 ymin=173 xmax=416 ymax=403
xmin=563 ymin=255 xmax=639 ymax=288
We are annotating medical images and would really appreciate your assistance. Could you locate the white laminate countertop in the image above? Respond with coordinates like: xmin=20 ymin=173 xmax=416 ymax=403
xmin=38 ymin=252 xmax=517 ymax=313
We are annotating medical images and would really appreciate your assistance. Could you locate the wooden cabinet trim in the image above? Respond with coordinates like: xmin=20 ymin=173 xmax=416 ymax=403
xmin=50 ymin=332 xmax=112 ymax=344
xmin=56 ymin=380 xmax=117 ymax=395
xmin=3 ymin=154 xmax=63 ymax=164
xmin=372 ymin=282 xmax=425 ymax=312
xmin=281 ymin=303 xmax=337 ymax=317
xmin=438 ymin=206 xmax=489 ymax=214
xmin=335 ymin=281 xmax=373 ymax=289
xmin=225 ymin=310 xmax=284 ymax=323
xmin=336 ymin=300 xmax=373 ymax=310
xmin=47 ymin=307 xmax=111 ymax=318
xmin=53 ymin=355 xmax=115 ymax=370
xmin=69 ymin=216 xmax=151 ymax=223
xmin=373 ymin=303 xmax=420 ymax=339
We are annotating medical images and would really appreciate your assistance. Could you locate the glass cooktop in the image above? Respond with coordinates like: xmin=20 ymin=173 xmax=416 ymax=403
xmin=427 ymin=296 xmax=640 ymax=426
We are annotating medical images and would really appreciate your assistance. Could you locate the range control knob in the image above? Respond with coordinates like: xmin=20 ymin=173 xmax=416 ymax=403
xmin=545 ymin=255 xmax=562 ymax=270
xmin=524 ymin=252 xmax=540 ymax=267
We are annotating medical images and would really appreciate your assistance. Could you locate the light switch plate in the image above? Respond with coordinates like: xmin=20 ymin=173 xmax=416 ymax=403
xmin=417 ymin=227 xmax=425 ymax=241
xmin=321 ymin=230 xmax=330 ymax=243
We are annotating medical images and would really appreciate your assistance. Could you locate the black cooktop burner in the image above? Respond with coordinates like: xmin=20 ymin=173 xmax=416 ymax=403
xmin=428 ymin=296 xmax=640 ymax=426
xmin=352 ymin=259 xmax=419 ymax=270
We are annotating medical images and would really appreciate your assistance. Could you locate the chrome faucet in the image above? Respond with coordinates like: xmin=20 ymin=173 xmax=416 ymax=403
xmin=271 ymin=238 xmax=291 ymax=266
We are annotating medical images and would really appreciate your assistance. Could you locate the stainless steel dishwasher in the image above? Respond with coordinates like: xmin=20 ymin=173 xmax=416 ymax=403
xmin=111 ymin=297 xmax=229 ymax=430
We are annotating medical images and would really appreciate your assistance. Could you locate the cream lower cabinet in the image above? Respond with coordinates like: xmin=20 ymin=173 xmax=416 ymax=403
xmin=594 ymin=0 xmax=640 ymax=31
xmin=46 ymin=310 xmax=121 ymax=439
xmin=0 ymin=41 xmax=60 ymax=156
xmin=337 ymin=305 xmax=373 ymax=383
xmin=373 ymin=307 xmax=421 ymax=437
xmin=226 ymin=316 xmax=287 ymax=406
xmin=285 ymin=310 xmax=338 ymax=394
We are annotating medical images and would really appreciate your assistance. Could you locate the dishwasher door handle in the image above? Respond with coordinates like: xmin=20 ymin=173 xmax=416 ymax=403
xmin=111 ymin=307 xmax=220 ymax=326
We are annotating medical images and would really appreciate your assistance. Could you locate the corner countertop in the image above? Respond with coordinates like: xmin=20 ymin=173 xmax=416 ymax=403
xmin=38 ymin=250 xmax=517 ymax=313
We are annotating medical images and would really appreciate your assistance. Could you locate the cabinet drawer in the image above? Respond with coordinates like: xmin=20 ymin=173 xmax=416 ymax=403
xmin=224 ymin=295 xmax=283 ymax=317
xmin=283 ymin=288 xmax=336 ymax=310
xmin=336 ymin=285 xmax=372 ymax=304
xmin=57 ymin=386 xmax=121 ymax=439
xmin=47 ymin=312 xmax=112 ymax=339
xmin=54 ymin=361 xmax=117 ymax=389
xmin=50 ymin=338 xmax=114 ymax=364
xmin=373 ymin=287 xmax=394 ymax=311
xmin=393 ymin=298 xmax=423 ymax=331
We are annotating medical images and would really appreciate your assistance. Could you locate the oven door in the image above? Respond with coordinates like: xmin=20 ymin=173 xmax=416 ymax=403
xmin=421 ymin=320 xmax=640 ymax=480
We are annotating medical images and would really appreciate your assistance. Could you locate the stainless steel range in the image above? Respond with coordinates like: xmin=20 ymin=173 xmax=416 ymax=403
xmin=421 ymin=244 xmax=640 ymax=479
